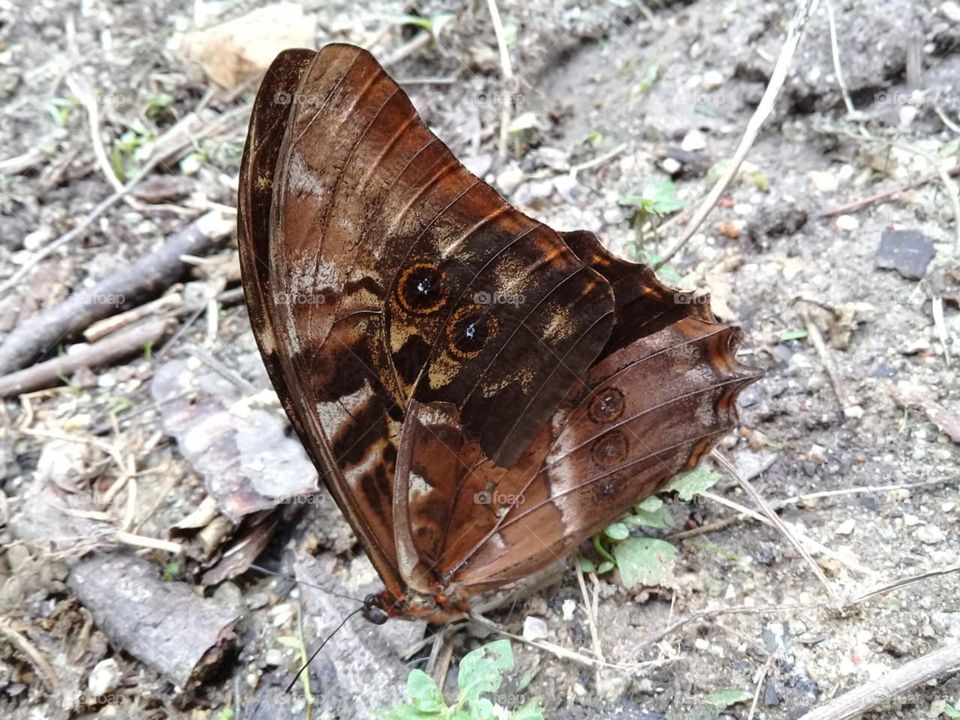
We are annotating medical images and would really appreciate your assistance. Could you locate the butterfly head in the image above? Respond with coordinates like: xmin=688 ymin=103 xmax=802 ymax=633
xmin=361 ymin=592 xmax=390 ymax=625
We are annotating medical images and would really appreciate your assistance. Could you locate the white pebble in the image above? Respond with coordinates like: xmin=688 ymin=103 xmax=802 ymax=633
xmin=917 ymin=525 xmax=945 ymax=544
xmin=681 ymin=129 xmax=707 ymax=152
xmin=702 ymin=70 xmax=724 ymax=90
xmin=87 ymin=658 xmax=122 ymax=695
xmin=836 ymin=214 xmax=859 ymax=231
xmin=835 ymin=518 xmax=856 ymax=536
xmin=522 ymin=615 xmax=549 ymax=642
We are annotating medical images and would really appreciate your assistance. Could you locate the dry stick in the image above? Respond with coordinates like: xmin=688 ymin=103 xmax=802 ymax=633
xmin=825 ymin=0 xmax=856 ymax=116
xmin=65 ymin=75 xmax=127 ymax=198
xmin=670 ymin=477 xmax=951 ymax=541
xmin=0 ymin=208 xmax=234 ymax=375
xmin=0 ymin=317 xmax=175 ymax=397
xmin=656 ymin=0 xmax=822 ymax=268
xmin=0 ymin=619 xmax=60 ymax=691
xmin=575 ymin=563 xmax=604 ymax=685
xmin=799 ymin=305 xmax=851 ymax=415
xmin=797 ymin=640 xmax=960 ymax=720
xmin=712 ymin=449 xmax=843 ymax=602
xmin=700 ymin=488 xmax=876 ymax=577
xmin=486 ymin=0 xmax=515 ymax=160
xmin=747 ymin=658 xmax=774 ymax=720
xmin=846 ymin=564 xmax=960 ymax=607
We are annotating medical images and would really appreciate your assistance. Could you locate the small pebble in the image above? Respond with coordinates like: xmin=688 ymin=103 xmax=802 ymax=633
xmin=903 ymin=513 xmax=923 ymax=527
xmin=809 ymin=170 xmax=839 ymax=193
xmin=496 ymin=165 xmax=525 ymax=195
xmin=87 ymin=658 xmax=122 ymax=695
xmin=702 ymin=70 xmax=724 ymax=90
xmin=943 ymin=1 xmax=960 ymax=23
xmin=660 ymin=157 xmax=682 ymax=175
xmin=264 ymin=648 xmax=284 ymax=667
xmin=522 ymin=615 xmax=549 ymax=642
xmin=899 ymin=105 xmax=918 ymax=127
xmin=916 ymin=525 xmax=945 ymax=544
xmin=562 ymin=598 xmax=577 ymax=621
xmin=836 ymin=214 xmax=859 ymax=231
xmin=835 ymin=518 xmax=856 ymax=536
xmin=808 ymin=444 xmax=827 ymax=464
xmin=681 ymin=129 xmax=707 ymax=152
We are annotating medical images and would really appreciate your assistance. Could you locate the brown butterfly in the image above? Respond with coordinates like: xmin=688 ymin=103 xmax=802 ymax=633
xmin=237 ymin=43 xmax=760 ymax=625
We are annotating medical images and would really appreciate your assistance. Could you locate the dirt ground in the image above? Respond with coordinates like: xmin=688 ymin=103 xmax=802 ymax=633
xmin=1 ymin=0 xmax=958 ymax=719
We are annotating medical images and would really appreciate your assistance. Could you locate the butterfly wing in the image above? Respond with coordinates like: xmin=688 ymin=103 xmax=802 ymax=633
xmin=239 ymin=44 xmax=621 ymax=608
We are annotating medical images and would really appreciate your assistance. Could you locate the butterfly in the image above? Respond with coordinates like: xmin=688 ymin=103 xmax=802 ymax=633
xmin=237 ymin=43 xmax=760 ymax=625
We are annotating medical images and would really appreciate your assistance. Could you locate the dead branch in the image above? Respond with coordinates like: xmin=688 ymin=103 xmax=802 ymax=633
xmin=0 ymin=317 xmax=175 ymax=397
xmin=798 ymin=640 xmax=960 ymax=720
xmin=0 ymin=208 xmax=233 ymax=375
xmin=68 ymin=552 xmax=239 ymax=687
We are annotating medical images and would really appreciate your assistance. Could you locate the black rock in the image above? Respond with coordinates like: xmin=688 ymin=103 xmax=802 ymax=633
xmin=875 ymin=229 xmax=935 ymax=280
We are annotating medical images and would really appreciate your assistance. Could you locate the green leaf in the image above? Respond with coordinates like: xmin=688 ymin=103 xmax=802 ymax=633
xmin=407 ymin=670 xmax=445 ymax=714
xmin=603 ymin=521 xmax=630 ymax=541
xmin=214 ymin=710 xmax=234 ymax=720
xmin=629 ymin=496 xmax=672 ymax=529
xmin=457 ymin=640 xmax=513 ymax=707
xmin=612 ymin=538 xmax=677 ymax=589
xmin=275 ymin=635 xmax=300 ymax=650
xmin=778 ymin=328 xmax=808 ymax=342
xmin=585 ymin=130 xmax=603 ymax=147
xmin=943 ymin=702 xmax=960 ymax=719
xmin=578 ymin=556 xmax=596 ymax=573
xmin=645 ymin=181 xmax=684 ymax=215
xmin=661 ymin=467 xmax=721 ymax=501
xmin=703 ymin=688 xmax=754 ymax=709
xmin=596 ymin=560 xmax=615 ymax=574
xmin=162 ymin=561 xmax=179 ymax=581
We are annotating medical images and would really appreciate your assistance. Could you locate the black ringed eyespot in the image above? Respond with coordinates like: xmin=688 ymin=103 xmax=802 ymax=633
xmin=397 ymin=262 xmax=447 ymax=315
xmin=447 ymin=305 xmax=497 ymax=359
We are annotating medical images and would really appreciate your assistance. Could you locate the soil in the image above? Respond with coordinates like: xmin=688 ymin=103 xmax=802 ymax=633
xmin=1 ymin=1 xmax=958 ymax=719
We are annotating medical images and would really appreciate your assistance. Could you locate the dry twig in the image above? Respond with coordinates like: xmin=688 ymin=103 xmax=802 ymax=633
xmin=657 ymin=0 xmax=822 ymax=267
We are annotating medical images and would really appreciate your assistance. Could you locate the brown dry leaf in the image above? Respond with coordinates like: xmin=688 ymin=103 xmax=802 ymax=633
xmin=177 ymin=3 xmax=317 ymax=88
xmin=891 ymin=381 xmax=960 ymax=443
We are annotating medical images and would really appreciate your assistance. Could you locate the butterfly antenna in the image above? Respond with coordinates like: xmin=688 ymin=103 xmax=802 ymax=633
xmin=247 ymin=563 xmax=364 ymax=605
xmin=285 ymin=605 xmax=365 ymax=693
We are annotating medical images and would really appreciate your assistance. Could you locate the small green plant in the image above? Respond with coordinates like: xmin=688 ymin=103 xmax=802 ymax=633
xmin=378 ymin=640 xmax=543 ymax=720
xmin=629 ymin=62 xmax=661 ymax=108
xmin=581 ymin=467 xmax=723 ymax=588
xmin=378 ymin=12 xmax=454 ymax=40
xmin=620 ymin=181 xmax=685 ymax=248
xmin=48 ymin=97 xmax=77 ymax=127
xmin=162 ymin=560 xmax=180 ymax=581
xmin=111 ymin=124 xmax=154 ymax=181
xmin=145 ymin=92 xmax=175 ymax=123
xmin=620 ymin=180 xmax=684 ymax=220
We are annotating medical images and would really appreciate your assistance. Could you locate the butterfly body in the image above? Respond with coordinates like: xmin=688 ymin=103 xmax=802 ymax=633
xmin=238 ymin=43 xmax=761 ymax=623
